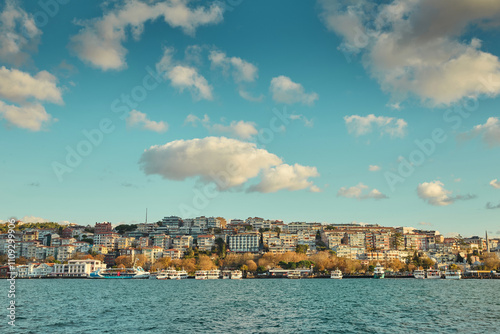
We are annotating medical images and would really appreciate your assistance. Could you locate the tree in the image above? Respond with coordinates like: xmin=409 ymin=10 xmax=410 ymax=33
xmin=296 ymin=244 xmax=309 ymax=254
xmin=245 ymin=260 xmax=257 ymax=272
xmin=197 ymin=254 xmax=217 ymax=270
xmin=483 ymin=253 xmax=500 ymax=270
xmin=45 ymin=256 xmax=56 ymax=263
xmin=115 ymin=255 xmax=134 ymax=268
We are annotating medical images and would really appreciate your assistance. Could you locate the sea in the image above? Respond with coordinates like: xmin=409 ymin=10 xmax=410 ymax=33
xmin=1 ymin=279 xmax=499 ymax=333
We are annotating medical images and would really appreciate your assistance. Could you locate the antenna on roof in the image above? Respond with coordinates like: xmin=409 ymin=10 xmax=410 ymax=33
xmin=145 ymin=208 xmax=148 ymax=224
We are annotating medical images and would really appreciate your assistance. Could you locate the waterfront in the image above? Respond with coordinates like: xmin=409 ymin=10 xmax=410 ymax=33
xmin=2 ymin=279 xmax=499 ymax=333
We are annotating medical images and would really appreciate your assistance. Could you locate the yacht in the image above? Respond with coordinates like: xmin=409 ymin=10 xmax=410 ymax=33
xmin=207 ymin=269 xmax=221 ymax=279
xmin=231 ymin=270 xmax=243 ymax=279
xmin=445 ymin=269 xmax=461 ymax=280
xmin=89 ymin=266 xmax=150 ymax=279
xmin=426 ymin=269 xmax=441 ymax=279
xmin=330 ymin=269 xmax=343 ymax=279
xmin=195 ymin=270 xmax=208 ymax=280
xmin=413 ymin=269 xmax=426 ymax=279
xmin=373 ymin=263 xmax=385 ymax=279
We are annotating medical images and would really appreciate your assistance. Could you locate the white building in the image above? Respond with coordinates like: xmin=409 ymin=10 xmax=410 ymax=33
xmin=52 ymin=259 xmax=106 ymax=277
xmin=228 ymin=233 xmax=260 ymax=253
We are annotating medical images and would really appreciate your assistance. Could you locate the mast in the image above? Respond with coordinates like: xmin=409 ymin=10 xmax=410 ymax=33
xmin=145 ymin=208 xmax=148 ymax=224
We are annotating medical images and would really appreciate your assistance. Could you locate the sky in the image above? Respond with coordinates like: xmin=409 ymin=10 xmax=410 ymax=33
xmin=0 ymin=0 xmax=499 ymax=237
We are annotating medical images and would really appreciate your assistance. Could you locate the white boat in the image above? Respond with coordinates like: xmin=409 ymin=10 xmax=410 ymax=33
xmin=373 ymin=263 xmax=385 ymax=279
xmin=330 ymin=269 xmax=343 ymax=279
xmin=195 ymin=270 xmax=208 ymax=280
xmin=89 ymin=266 xmax=150 ymax=279
xmin=231 ymin=270 xmax=243 ymax=279
xmin=426 ymin=269 xmax=441 ymax=279
xmin=155 ymin=269 xmax=177 ymax=280
xmin=222 ymin=270 xmax=231 ymax=279
xmin=207 ymin=269 xmax=220 ymax=279
xmin=445 ymin=269 xmax=461 ymax=280
xmin=169 ymin=269 xmax=188 ymax=280
xmin=413 ymin=269 xmax=426 ymax=279
xmin=287 ymin=270 xmax=301 ymax=279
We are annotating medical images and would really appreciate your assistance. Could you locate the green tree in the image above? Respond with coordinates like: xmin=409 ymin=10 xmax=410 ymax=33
xmin=296 ymin=244 xmax=309 ymax=254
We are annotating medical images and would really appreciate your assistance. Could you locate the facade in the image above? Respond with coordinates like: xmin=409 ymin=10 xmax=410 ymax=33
xmin=94 ymin=222 xmax=113 ymax=234
xmin=228 ymin=233 xmax=260 ymax=253
xmin=52 ymin=260 xmax=106 ymax=277
xmin=197 ymin=235 xmax=216 ymax=251
xmin=172 ymin=235 xmax=193 ymax=250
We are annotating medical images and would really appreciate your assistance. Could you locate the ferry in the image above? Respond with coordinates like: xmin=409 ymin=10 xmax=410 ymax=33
xmin=413 ymin=269 xmax=426 ymax=279
xmin=207 ymin=269 xmax=221 ymax=279
xmin=222 ymin=270 xmax=231 ymax=279
xmin=231 ymin=270 xmax=243 ymax=279
xmin=330 ymin=269 xmax=343 ymax=279
xmin=89 ymin=266 xmax=150 ymax=279
xmin=169 ymin=269 xmax=188 ymax=280
xmin=445 ymin=269 xmax=461 ymax=280
xmin=373 ymin=263 xmax=385 ymax=279
xmin=426 ymin=269 xmax=441 ymax=279
xmin=195 ymin=270 xmax=208 ymax=280
xmin=287 ymin=270 xmax=301 ymax=279
xmin=154 ymin=269 xmax=176 ymax=280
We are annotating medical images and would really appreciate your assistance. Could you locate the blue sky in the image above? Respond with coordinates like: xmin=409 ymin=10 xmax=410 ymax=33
xmin=1 ymin=0 xmax=499 ymax=236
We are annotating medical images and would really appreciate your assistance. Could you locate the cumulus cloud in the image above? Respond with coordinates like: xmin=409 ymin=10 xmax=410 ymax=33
xmin=337 ymin=182 xmax=388 ymax=200
xmin=0 ymin=0 xmax=41 ymax=65
xmin=344 ymin=114 xmax=407 ymax=138
xmin=290 ymin=114 xmax=314 ymax=128
xmin=238 ymin=90 xmax=264 ymax=102
xmin=368 ymin=165 xmax=381 ymax=171
xmin=139 ymin=136 xmax=319 ymax=192
xmin=248 ymin=163 xmax=320 ymax=193
xmin=126 ymin=110 xmax=168 ymax=133
xmin=70 ymin=0 xmax=224 ymax=70
xmin=486 ymin=202 xmax=500 ymax=210
xmin=417 ymin=180 xmax=476 ymax=206
xmin=318 ymin=0 xmax=500 ymax=107
xmin=270 ymin=76 xmax=318 ymax=105
xmin=460 ymin=117 xmax=500 ymax=148
xmin=156 ymin=47 xmax=213 ymax=100
xmin=184 ymin=114 xmax=258 ymax=140
xmin=21 ymin=215 xmax=50 ymax=223
xmin=209 ymin=50 xmax=258 ymax=83
xmin=0 ymin=66 xmax=63 ymax=131
xmin=418 ymin=222 xmax=432 ymax=226
xmin=490 ymin=179 xmax=500 ymax=189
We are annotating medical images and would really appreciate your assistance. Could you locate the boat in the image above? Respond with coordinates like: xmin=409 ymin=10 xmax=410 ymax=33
xmin=445 ymin=269 xmax=461 ymax=280
xmin=426 ymin=269 xmax=441 ymax=279
xmin=195 ymin=270 xmax=208 ymax=280
xmin=89 ymin=266 xmax=150 ymax=279
xmin=287 ymin=270 xmax=301 ymax=279
xmin=222 ymin=270 xmax=231 ymax=279
xmin=231 ymin=270 xmax=243 ymax=279
xmin=154 ymin=269 xmax=177 ymax=280
xmin=169 ymin=269 xmax=188 ymax=280
xmin=207 ymin=269 xmax=220 ymax=279
xmin=413 ymin=269 xmax=426 ymax=279
xmin=373 ymin=263 xmax=385 ymax=279
xmin=330 ymin=269 xmax=343 ymax=279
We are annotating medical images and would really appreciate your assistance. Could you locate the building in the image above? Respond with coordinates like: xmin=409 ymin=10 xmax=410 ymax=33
xmin=161 ymin=216 xmax=183 ymax=229
xmin=228 ymin=233 xmax=260 ymax=253
xmin=94 ymin=232 xmax=120 ymax=250
xmin=163 ymin=249 xmax=182 ymax=259
xmin=172 ymin=235 xmax=193 ymax=250
xmin=52 ymin=259 xmax=106 ymax=277
xmin=197 ymin=235 xmax=215 ymax=251
xmin=141 ymin=246 xmax=164 ymax=263
xmin=94 ymin=222 xmax=113 ymax=234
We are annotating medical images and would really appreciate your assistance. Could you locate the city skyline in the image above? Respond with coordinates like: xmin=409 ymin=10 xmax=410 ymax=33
xmin=1 ymin=0 xmax=500 ymax=237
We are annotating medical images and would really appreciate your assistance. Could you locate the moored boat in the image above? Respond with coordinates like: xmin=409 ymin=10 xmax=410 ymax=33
xmin=426 ymin=269 xmax=441 ymax=279
xmin=330 ymin=269 xmax=343 ymax=279
xmin=413 ymin=269 xmax=426 ymax=279
xmin=373 ymin=263 xmax=385 ymax=279
xmin=230 ymin=270 xmax=243 ymax=279
xmin=445 ymin=269 xmax=461 ymax=280
xmin=195 ymin=270 xmax=208 ymax=280
xmin=222 ymin=270 xmax=231 ymax=279
xmin=207 ymin=269 xmax=221 ymax=279
xmin=89 ymin=266 xmax=150 ymax=279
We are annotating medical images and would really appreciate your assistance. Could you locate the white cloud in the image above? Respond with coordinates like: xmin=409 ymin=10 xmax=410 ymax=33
xmin=139 ymin=136 xmax=319 ymax=192
xmin=126 ymin=110 xmax=168 ymax=133
xmin=344 ymin=114 xmax=407 ymax=138
xmin=0 ymin=0 xmax=41 ymax=65
xmin=156 ymin=47 xmax=213 ymax=100
xmin=0 ymin=66 xmax=63 ymax=131
xmin=290 ymin=114 xmax=314 ymax=128
xmin=21 ymin=215 xmax=50 ymax=223
xmin=490 ymin=179 xmax=500 ymax=189
xmin=70 ymin=0 xmax=224 ymax=70
xmin=209 ymin=50 xmax=258 ymax=83
xmin=238 ymin=89 xmax=264 ymax=102
xmin=418 ymin=222 xmax=433 ymax=226
xmin=417 ymin=180 xmax=476 ymax=206
xmin=270 ymin=76 xmax=318 ymax=105
xmin=318 ymin=0 xmax=500 ymax=107
xmin=184 ymin=114 xmax=258 ymax=140
xmin=248 ymin=163 xmax=320 ymax=193
xmin=337 ymin=182 xmax=388 ymax=200
xmin=486 ymin=202 xmax=500 ymax=210
xmin=368 ymin=165 xmax=381 ymax=171
xmin=460 ymin=117 xmax=500 ymax=148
